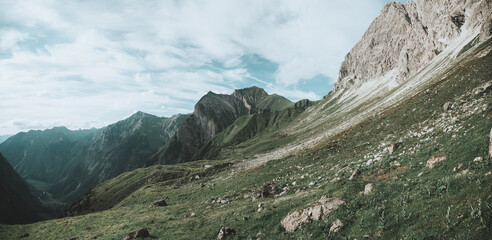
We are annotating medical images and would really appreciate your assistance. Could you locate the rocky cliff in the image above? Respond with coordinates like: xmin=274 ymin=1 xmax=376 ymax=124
xmin=149 ymin=86 xmax=293 ymax=165
xmin=334 ymin=0 xmax=492 ymax=92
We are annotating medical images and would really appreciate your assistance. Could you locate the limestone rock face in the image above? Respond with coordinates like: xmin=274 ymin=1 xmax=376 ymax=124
xmin=334 ymin=0 xmax=492 ymax=92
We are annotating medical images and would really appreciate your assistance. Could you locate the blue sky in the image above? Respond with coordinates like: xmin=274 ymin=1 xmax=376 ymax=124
xmin=0 ymin=0 xmax=406 ymax=135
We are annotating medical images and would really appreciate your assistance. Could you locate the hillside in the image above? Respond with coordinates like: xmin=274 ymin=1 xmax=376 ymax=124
xmin=0 ymin=112 xmax=187 ymax=209
xmin=0 ymin=153 xmax=43 ymax=224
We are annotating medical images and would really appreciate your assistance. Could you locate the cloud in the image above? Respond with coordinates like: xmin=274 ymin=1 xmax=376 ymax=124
xmin=0 ymin=0 xmax=398 ymax=134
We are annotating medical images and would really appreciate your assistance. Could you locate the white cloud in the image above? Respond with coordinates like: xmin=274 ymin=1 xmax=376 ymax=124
xmin=0 ymin=0 xmax=398 ymax=134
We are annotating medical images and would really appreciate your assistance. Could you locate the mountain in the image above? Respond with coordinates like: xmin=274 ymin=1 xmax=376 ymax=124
xmin=0 ymin=153 xmax=43 ymax=224
xmin=0 ymin=135 xmax=12 ymax=144
xmin=0 ymin=112 xmax=187 ymax=209
xmin=148 ymin=86 xmax=293 ymax=165
xmin=1 ymin=0 xmax=492 ymax=239
xmin=334 ymin=0 xmax=492 ymax=92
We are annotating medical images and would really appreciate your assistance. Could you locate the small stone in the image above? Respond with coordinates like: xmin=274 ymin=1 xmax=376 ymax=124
xmin=363 ymin=235 xmax=371 ymax=239
xmin=387 ymin=143 xmax=399 ymax=154
xmin=418 ymin=172 xmax=424 ymax=177
xmin=473 ymin=157 xmax=483 ymax=163
xmin=456 ymin=169 xmax=470 ymax=176
xmin=292 ymin=181 xmax=297 ymax=186
xmin=426 ymin=156 xmax=447 ymax=168
xmin=200 ymin=183 xmax=205 ymax=187
xmin=329 ymin=219 xmax=344 ymax=233
xmin=191 ymin=212 xmax=196 ymax=217
xmin=390 ymin=161 xmax=401 ymax=167
xmin=217 ymin=227 xmax=235 ymax=239
xmin=349 ymin=169 xmax=361 ymax=180
xmin=309 ymin=181 xmax=315 ymax=186
xmin=364 ymin=183 xmax=375 ymax=195
xmin=443 ymin=102 xmax=452 ymax=111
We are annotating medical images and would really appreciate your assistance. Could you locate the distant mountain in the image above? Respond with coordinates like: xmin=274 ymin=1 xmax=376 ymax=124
xmin=0 ymin=134 xmax=12 ymax=144
xmin=0 ymin=153 xmax=43 ymax=224
xmin=0 ymin=112 xmax=188 ymax=209
xmin=148 ymin=86 xmax=293 ymax=165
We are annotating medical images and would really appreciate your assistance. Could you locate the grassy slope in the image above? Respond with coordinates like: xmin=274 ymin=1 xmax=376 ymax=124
xmin=1 ymin=41 xmax=491 ymax=239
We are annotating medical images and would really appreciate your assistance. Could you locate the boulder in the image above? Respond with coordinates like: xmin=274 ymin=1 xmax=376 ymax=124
xmin=426 ymin=156 xmax=447 ymax=168
xmin=329 ymin=219 xmax=344 ymax=233
xmin=123 ymin=228 xmax=152 ymax=240
xmin=364 ymin=183 xmax=375 ymax=195
xmin=281 ymin=196 xmax=346 ymax=232
xmin=153 ymin=199 xmax=168 ymax=207
xmin=217 ymin=227 xmax=235 ymax=239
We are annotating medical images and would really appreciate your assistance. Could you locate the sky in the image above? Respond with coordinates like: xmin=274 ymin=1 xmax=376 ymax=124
xmin=0 ymin=0 xmax=406 ymax=135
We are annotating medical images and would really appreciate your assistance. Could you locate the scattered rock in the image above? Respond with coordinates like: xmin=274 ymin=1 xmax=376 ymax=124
xmin=473 ymin=157 xmax=483 ymax=163
xmin=364 ymin=183 xmax=375 ymax=195
xmin=217 ymin=227 xmax=235 ymax=239
xmin=363 ymin=234 xmax=371 ymax=239
xmin=153 ymin=198 xmax=168 ymax=207
xmin=390 ymin=161 xmax=401 ymax=167
xmin=329 ymin=219 xmax=344 ymax=233
xmin=349 ymin=169 xmax=361 ymax=180
xmin=456 ymin=169 xmax=470 ymax=177
xmin=123 ymin=228 xmax=152 ymax=240
xmin=190 ymin=212 xmax=196 ymax=217
xmin=308 ymin=181 xmax=316 ymax=186
xmin=281 ymin=196 xmax=346 ymax=232
xmin=418 ymin=172 xmax=424 ymax=177
xmin=453 ymin=163 xmax=464 ymax=172
xmin=426 ymin=156 xmax=447 ymax=168
xmin=387 ymin=143 xmax=399 ymax=154
xmin=443 ymin=102 xmax=453 ymax=111
xmin=257 ymin=203 xmax=264 ymax=212
xmin=200 ymin=183 xmax=205 ymax=188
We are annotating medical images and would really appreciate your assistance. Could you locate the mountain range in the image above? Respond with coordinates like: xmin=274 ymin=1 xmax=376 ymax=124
xmin=0 ymin=0 xmax=491 ymax=238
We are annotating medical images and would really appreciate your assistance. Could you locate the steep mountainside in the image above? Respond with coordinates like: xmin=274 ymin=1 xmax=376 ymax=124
xmin=0 ymin=112 xmax=187 ymax=208
xmin=0 ymin=153 xmax=43 ymax=224
xmin=149 ymin=86 xmax=293 ymax=165
xmin=334 ymin=0 xmax=492 ymax=92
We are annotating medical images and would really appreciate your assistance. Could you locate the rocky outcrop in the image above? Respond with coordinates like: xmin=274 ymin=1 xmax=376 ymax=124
xmin=334 ymin=0 xmax=492 ymax=92
xmin=281 ymin=196 xmax=345 ymax=232
xmin=149 ymin=86 xmax=292 ymax=165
